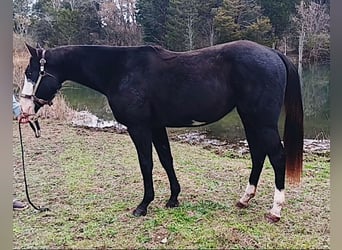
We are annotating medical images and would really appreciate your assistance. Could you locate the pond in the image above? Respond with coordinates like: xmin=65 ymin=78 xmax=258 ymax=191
xmin=61 ymin=64 xmax=330 ymax=141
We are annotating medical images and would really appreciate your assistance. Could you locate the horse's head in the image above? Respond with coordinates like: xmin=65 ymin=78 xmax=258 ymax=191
xmin=20 ymin=43 xmax=61 ymax=116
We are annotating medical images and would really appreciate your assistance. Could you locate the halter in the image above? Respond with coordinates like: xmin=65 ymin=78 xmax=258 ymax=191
xmin=21 ymin=50 xmax=57 ymax=106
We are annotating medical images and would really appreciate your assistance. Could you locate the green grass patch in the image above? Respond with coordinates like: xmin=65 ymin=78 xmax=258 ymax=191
xmin=13 ymin=121 xmax=330 ymax=249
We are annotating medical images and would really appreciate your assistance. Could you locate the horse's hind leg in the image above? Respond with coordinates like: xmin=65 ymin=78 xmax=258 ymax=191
xmin=237 ymin=112 xmax=286 ymax=222
xmin=264 ymin=130 xmax=286 ymax=223
xmin=236 ymin=122 xmax=267 ymax=208
xmin=152 ymin=127 xmax=181 ymax=208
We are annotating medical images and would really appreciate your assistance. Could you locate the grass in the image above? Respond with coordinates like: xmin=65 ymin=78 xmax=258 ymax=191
xmin=13 ymin=120 xmax=330 ymax=249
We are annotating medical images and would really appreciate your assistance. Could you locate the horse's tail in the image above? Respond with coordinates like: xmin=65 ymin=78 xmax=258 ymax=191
xmin=276 ymin=51 xmax=304 ymax=185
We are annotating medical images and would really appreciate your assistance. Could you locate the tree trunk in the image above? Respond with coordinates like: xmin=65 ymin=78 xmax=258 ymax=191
xmin=209 ymin=21 xmax=214 ymax=46
xmin=298 ymin=23 xmax=304 ymax=88
xmin=187 ymin=15 xmax=194 ymax=50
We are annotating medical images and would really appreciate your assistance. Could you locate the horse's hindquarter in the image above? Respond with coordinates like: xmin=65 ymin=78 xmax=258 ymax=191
xmin=226 ymin=41 xmax=287 ymax=122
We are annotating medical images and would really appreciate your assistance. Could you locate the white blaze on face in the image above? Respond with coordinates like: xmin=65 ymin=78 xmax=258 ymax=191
xmin=239 ymin=184 xmax=256 ymax=206
xmin=269 ymin=188 xmax=285 ymax=218
xmin=19 ymin=76 xmax=36 ymax=115
xmin=22 ymin=76 xmax=34 ymax=95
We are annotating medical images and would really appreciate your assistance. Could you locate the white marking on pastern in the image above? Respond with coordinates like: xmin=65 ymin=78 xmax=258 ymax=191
xmin=239 ymin=184 xmax=256 ymax=206
xmin=269 ymin=188 xmax=285 ymax=218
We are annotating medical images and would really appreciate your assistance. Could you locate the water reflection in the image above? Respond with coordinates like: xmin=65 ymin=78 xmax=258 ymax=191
xmin=61 ymin=64 xmax=329 ymax=141
xmin=62 ymin=84 xmax=113 ymax=120
xmin=302 ymin=64 xmax=330 ymax=118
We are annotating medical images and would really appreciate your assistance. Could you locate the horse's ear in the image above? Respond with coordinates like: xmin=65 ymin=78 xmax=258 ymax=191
xmin=25 ymin=42 xmax=38 ymax=57
xmin=36 ymin=42 xmax=42 ymax=49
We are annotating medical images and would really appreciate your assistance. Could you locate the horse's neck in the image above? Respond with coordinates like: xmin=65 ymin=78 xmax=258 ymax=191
xmin=57 ymin=46 xmax=128 ymax=95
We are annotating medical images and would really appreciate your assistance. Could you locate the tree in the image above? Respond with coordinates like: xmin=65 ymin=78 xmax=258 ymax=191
xmin=136 ymin=0 xmax=170 ymax=46
xmin=196 ymin=0 xmax=222 ymax=47
xmin=293 ymin=0 xmax=330 ymax=79
xmin=27 ymin=0 xmax=57 ymax=46
xmin=214 ymin=0 xmax=273 ymax=46
xmin=99 ymin=0 xmax=142 ymax=45
xmin=243 ymin=17 xmax=272 ymax=45
xmin=53 ymin=8 xmax=82 ymax=45
xmin=74 ymin=1 xmax=103 ymax=44
xmin=214 ymin=0 xmax=241 ymax=43
xmin=165 ymin=0 xmax=201 ymax=51
xmin=137 ymin=0 xmax=221 ymax=50
xmin=28 ymin=0 xmax=104 ymax=46
xmin=62 ymin=0 xmax=84 ymax=11
xmin=28 ymin=19 xmax=55 ymax=46
xmin=257 ymin=0 xmax=300 ymax=43
xmin=13 ymin=0 xmax=31 ymax=35
xmin=165 ymin=0 xmax=224 ymax=51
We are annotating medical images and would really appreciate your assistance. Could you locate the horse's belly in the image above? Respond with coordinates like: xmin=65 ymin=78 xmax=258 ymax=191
xmin=151 ymin=73 xmax=236 ymax=127
xmin=156 ymin=99 xmax=236 ymax=128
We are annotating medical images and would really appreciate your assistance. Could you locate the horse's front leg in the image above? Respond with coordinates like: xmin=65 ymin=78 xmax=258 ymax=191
xmin=128 ymin=126 xmax=154 ymax=216
xmin=152 ymin=127 xmax=181 ymax=208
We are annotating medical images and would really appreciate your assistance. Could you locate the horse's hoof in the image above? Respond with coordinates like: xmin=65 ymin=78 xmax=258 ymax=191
xmin=132 ymin=207 xmax=147 ymax=217
xmin=236 ymin=201 xmax=248 ymax=209
xmin=166 ymin=200 xmax=179 ymax=208
xmin=264 ymin=213 xmax=280 ymax=223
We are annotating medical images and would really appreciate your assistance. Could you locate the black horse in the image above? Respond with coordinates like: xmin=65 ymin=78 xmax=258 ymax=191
xmin=20 ymin=40 xmax=303 ymax=222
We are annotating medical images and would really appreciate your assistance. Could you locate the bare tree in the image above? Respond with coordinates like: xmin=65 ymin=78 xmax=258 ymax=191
xmin=51 ymin=0 xmax=62 ymax=10
xmin=185 ymin=5 xmax=197 ymax=50
xmin=99 ymin=0 xmax=141 ymax=45
xmin=63 ymin=0 xmax=84 ymax=11
xmin=294 ymin=0 xmax=330 ymax=76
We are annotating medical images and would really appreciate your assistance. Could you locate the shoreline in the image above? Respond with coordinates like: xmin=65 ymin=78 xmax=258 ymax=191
xmin=69 ymin=112 xmax=330 ymax=157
